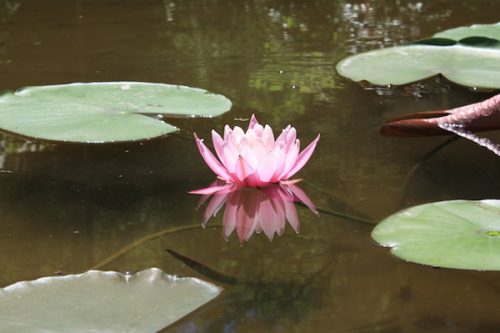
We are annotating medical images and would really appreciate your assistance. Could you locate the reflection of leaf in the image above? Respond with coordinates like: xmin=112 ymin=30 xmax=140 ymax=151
xmin=0 ymin=268 xmax=222 ymax=332
xmin=0 ymin=82 xmax=232 ymax=143
xmin=336 ymin=23 xmax=500 ymax=89
xmin=372 ymin=200 xmax=500 ymax=270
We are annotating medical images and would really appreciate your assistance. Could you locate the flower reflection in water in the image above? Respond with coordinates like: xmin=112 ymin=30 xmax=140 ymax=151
xmin=195 ymin=181 xmax=318 ymax=242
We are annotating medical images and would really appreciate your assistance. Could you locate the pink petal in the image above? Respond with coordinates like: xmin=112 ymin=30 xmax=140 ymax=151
xmin=249 ymin=114 xmax=259 ymax=130
xmin=284 ymin=127 xmax=297 ymax=151
xmin=244 ymin=128 xmax=258 ymax=142
xmin=285 ymin=134 xmax=320 ymax=179
xmin=262 ymin=125 xmax=275 ymax=149
xmin=259 ymin=184 xmax=283 ymax=201
xmin=276 ymin=126 xmax=295 ymax=148
xmin=253 ymin=123 xmax=264 ymax=137
xmin=240 ymin=139 xmax=265 ymax=169
xmin=276 ymin=140 xmax=299 ymax=181
xmin=285 ymin=183 xmax=318 ymax=215
xmin=232 ymin=126 xmax=245 ymax=140
xmin=194 ymin=133 xmax=231 ymax=180
xmin=223 ymin=192 xmax=240 ymax=239
xmin=279 ymin=178 xmax=302 ymax=186
xmin=257 ymin=197 xmax=284 ymax=241
xmin=189 ymin=183 xmax=236 ymax=195
xmin=223 ymin=125 xmax=232 ymax=141
xmin=283 ymin=200 xmax=300 ymax=233
xmin=269 ymin=143 xmax=286 ymax=183
xmin=202 ymin=193 xmax=229 ymax=225
xmin=211 ymin=130 xmax=225 ymax=163
xmin=234 ymin=155 xmax=254 ymax=186
xmin=275 ymin=126 xmax=290 ymax=144
xmin=194 ymin=179 xmax=226 ymax=208
xmin=236 ymin=190 xmax=259 ymax=242
xmin=221 ymin=141 xmax=239 ymax=175
xmin=257 ymin=150 xmax=278 ymax=183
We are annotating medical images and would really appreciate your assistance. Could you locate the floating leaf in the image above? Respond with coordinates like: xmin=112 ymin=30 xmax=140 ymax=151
xmin=372 ymin=200 xmax=500 ymax=270
xmin=0 ymin=82 xmax=232 ymax=143
xmin=0 ymin=268 xmax=222 ymax=332
xmin=336 ymin=23 xmax=500 ymax=89
xmin=336 ymin=44 xmax=500 ymax=89
xmin=433 ymin=22 xmax=500 ymax=41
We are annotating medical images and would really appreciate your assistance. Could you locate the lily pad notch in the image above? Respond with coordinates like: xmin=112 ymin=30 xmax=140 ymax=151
xmin=0 ymin=82 xmax=233 ymax=143
xmin=372 ymin=200 xmax=500 ymax=271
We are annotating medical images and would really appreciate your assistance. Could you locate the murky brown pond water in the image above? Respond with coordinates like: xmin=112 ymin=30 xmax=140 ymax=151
xmin=1 ymin=0 xmax=500 ymax=332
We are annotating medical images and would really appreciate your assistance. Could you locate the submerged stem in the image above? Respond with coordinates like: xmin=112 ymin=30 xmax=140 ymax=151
xmin=91 ymin=224 xmax=218 ymax=270
xmin=300 ymin=180 xmax=374 ymax=225
xmin=400 ymin=136 xmax=459 ymax=206
xmin=297 ymin=202 xmax=375 ymax=225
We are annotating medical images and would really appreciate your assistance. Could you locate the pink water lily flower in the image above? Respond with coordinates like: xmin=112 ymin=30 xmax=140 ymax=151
xmin=193 ymin=114 xmax=319 ymax=193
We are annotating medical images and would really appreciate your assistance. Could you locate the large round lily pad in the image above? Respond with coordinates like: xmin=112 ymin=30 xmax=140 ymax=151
xmin=372 ymin=200 xmax=500 ymax=270
xmin=0 ymin=268 xmax=222 ymax=332
xmin=0 ymin=82 xmax=232 ymax=143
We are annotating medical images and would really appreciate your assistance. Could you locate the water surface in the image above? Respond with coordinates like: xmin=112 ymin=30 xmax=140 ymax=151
xmin=0 ymin=1 xmax=500 ymax=332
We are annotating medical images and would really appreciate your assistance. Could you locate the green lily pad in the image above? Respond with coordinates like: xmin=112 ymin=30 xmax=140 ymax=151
xmin=0 ymin=268 xmax=222 ymax=332
xmin=434 ymin=22 xmax=500 ymax=41
xmin=336 ymin=23 xmax=500 ymax=89
xmin=372 ymin=200 xmax=500 ymax=270
xmin=336 ymin=43 xmax=500 ymax=89
xmin=0 ymin=82 xmax=232 ymax=143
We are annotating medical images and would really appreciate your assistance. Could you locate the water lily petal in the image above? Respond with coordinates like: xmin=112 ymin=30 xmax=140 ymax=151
xmin=275 ymin=125 xmax=289 ymax=144
xmin=279 ymin=179 xmax=302 ymax=186
xmin=262 ymin=125 xmax=275 ymax=150
xmin=257 ymin=197 xmax=285 ymax=241
xmin=223 ymin=125 xmax=232 ymax=141
xmin=284 ymin=199 xmax=300 ymax=233
xmin=286 ymin=183 xmax=319 ymax=215
xmin=235 ymin=191 xmax=259 ymax=242
xmin=248 ymin=114 xmax=259 ymax=130
xmin=257 ymin=150 xmax=278 ymax=183
xmin=276 ymin=139 xmax=299 ymax=180
xmin=202 ymin=193 xmax=229 ymax=225
xmin=232 ymin=126 xmax=245 ymax=143
xmin=234 ymin=155 xmax=254 ymax=186
xmin=240 ymin=138 xmax=265 ymax=170
xmin=285 ymin=134 xmax=320 ymax=179
xmin=211 ymin=130 xmax=226 ymax=163
xmin=194 ymin=133 xmax=231 ymax=180
xmin=189 ymin=183 xmax=234 ymax=195
xmin=223 ymin=192 xmax=240 ymax=239
xmin=284 ymin=127 xmax=297 ymax=151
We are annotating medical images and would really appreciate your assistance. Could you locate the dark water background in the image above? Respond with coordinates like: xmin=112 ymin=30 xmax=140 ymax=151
xmin=0 ymin=0 xmax=500 ymax=332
